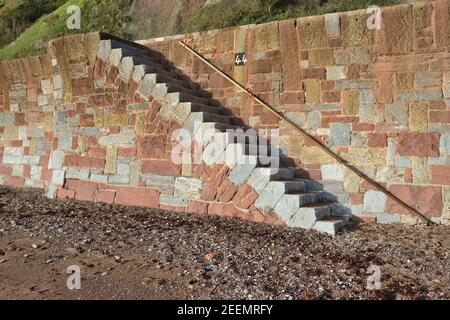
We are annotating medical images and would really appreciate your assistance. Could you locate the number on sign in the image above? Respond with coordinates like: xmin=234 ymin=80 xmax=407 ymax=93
xmin=235 ymin=53 xmax=247 ymax=66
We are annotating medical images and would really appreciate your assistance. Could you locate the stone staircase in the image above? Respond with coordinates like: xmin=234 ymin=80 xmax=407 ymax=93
xmin=98 ymin=37 xmax=350 ymax=235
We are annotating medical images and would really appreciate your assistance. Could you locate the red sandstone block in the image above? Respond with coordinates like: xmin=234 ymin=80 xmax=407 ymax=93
xmin=397 ymin=133 xmax=440 ymax=157
xmin=252 ymin=81 xmax=272 ymax=93
xmin=80 ymin=114 xmax=94 ymax=127
xmin=57 ymin=188 xmax=75 ymax=199
xmin=117 ymin=148 xmax=137 ymax=157
xmin=252 ymin=211 xmax=285 ymax=226
xmin=96 ymin=190 xmax=116 ymax=204
xmin=387 ymin=185 xmax=443 ymax=218
xmin=322 ymin=116 xmax=359 ymax=124
xmin=347 ymin=64 xmax=360 ymax=79
xmin=430 ymin=165 xmax=450 ymax=185
xmin=351 ymin=193 xmax=364 ymax=205
xmin=260 ymin=111 xmax=279 ymax=125
xmin=352 ymin=123 xmax=375 ymax=131
xmin=367 ymin=133 xmax=387 ymax=147
xmin=280 ymin=92 xmax=305 ymax=105
xmin=71 ymin=78 xmax=95 ymax=96
xmin=250 ymin=59 xmax=272 ymax=74
xmin=187 ymin=201 xmax=209 ymax=215
xmin=322 ymin=91 xmax=341 ymax=103
xmin=0 ymin=166 xmax=12 ymax=175
xmin=202 ymin=182 xmax=218 ymax=201
xmin=160 ymin=204 xmax=186 ymax=213
xmin=360 ymin=180 xmax=382 ymax=192
xmin=15 ymin=113 xmax=26 ymax=126
xmin=137 ymin=135 xmax=167 ymax=158
xmin=208 ymin=202 xmax=246 ymax=219
xmin=217 ymin=179 xmax=238 ymax=203
xmin=23 ymin=165 xmax=31 ymax=178
xmin=65 ymin=155 xmax=105 ymax=169
xmin=321 ymin=80 xmax=334 ymax=91
xmin=75 ymin=181 xmax=98 ymax=202
xmin=87 ymin=147 xmax=106 ymax=158
xmin=357 ymin=215 xmax=377 ymax=223
xmin=114 ymin=186 xmax=159 ymax=208
xmin=429 ymin=111 xmax=450 ymax=123
xmin=404 ymin=168 xmax=412 ymax=183
xmin=7 ymin=176 xmax=25 ymax=188
xmin=302 ymin=68 xmax=326 ymax=79
xmin=232 ymin=184 xmax=258 ymax=210
xmin=141 ymin=160 xmax=180 ymax=175
xmin=429 ymin=101 xmax=446 ymax=110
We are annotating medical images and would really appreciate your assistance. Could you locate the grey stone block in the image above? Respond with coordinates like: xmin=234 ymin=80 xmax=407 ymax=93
xmin=117 ymin=163 xmax=131 ymax=176
xmin=159 ymin=194 xmax=188 ymax=206
xmin=58 ymin=133 xmax=72 ymax=151
xmin=51 ymin=170 xmax=65 ymax=186
xmin=321 ymin=164 xmax=345 ymax=180
xmin=229 ymin=156 xmax=257 ymax=187
xmin=174 ymin=177 xmax=202 ymax=200
xmin=329 ymin=123 xmax=351 ymax=146
xmin=377 ymin=214 xmax=401 ymax=224
xmin=109 ymin=175 xmax=130 ymax=185
xmin=118 ymin=56 xmax=135 ymax=80
xmin=66 ymin=169 xmax=90 ymax=180
xmin=255 ymin=181 xmax=306 ymax=214
xmin=90 ymin=174 xmax=108 ymax=184
xmin=325 ymin=13 xmax=340 ymax=39
xmin=99 ymin=129 xmax=136 ymax=148
xmin=46 ymin=184 xmax=58 ymax=199
xmin=312 ymin=218 xmax=346 ymax=236
xmin=363 ymin=190 xmax=387 ymax=213
xmin=145 ymin=174 xmax=175 ymax=195
xmin=326 ymin=66 xmax=345 ymax=80
xmin=0 ymin=113 xmax=15 ymax=125
xmin=30 ymin=166 xmax=42 ymax=180
xmin=360 ymin=104 xmax=382 ymax=122
xmin=97 ymin=40 xmax=112 ymax=61
xmin=306 ymin=111 xmax=321 ymax=129
xmin=290 ymin=205 xmax=331 ymax=229
xmin=74 ymin=128 xmax=99 ymax=137
xmin=138 ymin=74 xmax=156 ymax=99
xmin=49 ymin=150 xmax=65 ymax=170
xmin=440 ymin=133 xmax=450 ymax=154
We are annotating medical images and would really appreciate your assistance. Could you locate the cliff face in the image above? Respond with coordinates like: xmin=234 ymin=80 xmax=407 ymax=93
xmin=124 ymin=0 xmax=208 ymax=40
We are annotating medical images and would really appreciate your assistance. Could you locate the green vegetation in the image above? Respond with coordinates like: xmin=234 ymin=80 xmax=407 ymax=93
xmin=0 ymin=0 xmax=132 ymax=60
xmin=186 ymin=0 xmax=404 ymax=33
xmin=0 ymin=0 xmax=66 ymax=48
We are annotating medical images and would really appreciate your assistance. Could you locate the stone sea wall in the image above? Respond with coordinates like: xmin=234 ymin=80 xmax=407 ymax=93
xmin=0 ymin=1 xmax=449 ymax=227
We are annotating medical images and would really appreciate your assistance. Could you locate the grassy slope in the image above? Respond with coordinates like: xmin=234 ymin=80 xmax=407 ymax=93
xmin=0 ymin=0 xmax=132 ymax=60
xmin=0 ymin=0 xmax=86 ymax=59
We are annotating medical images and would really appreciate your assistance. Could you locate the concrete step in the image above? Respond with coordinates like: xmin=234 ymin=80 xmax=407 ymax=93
xmin=255 ymin=180 xmax=308 ymax=214
xmin=167 ymin=92 xmax=218 ymax=109
xmin=188 ymin=112 xmax=231 ymax=125
xmin=133 ymin=64 xmax=184 ymax=84
xmin=115 ymin=49 xmax=172 ymax=73
xmin=289 ymin=202 xmax=334 ymax=230
xmin=100 ymin=39 xmax=165 ymax=64
xmin=134 ymin=71 xmax=201 ymax=92
xmin=312 ymin=216 xmax=348 ymax=236
xmin=172 ymin=103 xmax=224 ymax=123
xmin=273 ymin=192 xmax=325 ymax=222
xmin=152 ymin=83 xmax=205 ymax=100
